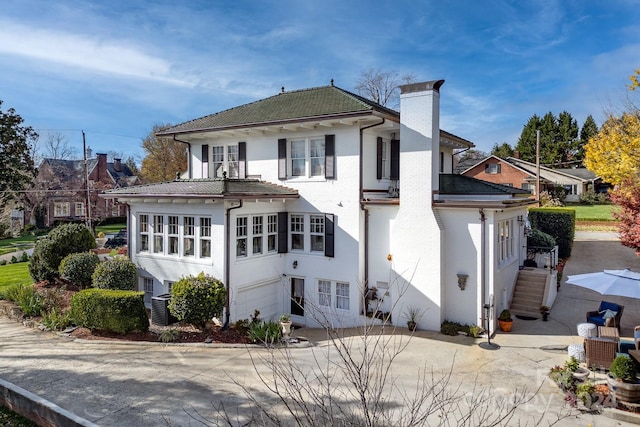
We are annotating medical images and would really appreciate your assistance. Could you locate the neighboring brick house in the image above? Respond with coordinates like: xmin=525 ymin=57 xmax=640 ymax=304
xmin=25 ymin=153 xmax=139 ymax=227
xmin=104 ymin=81 xmax=535 ymax=333
xmin=461 ymin=155 xmax=601 ymax=202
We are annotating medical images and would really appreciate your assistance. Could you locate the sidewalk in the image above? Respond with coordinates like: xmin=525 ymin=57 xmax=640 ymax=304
xmin=0 ymin=232 xmax=638 ymax=426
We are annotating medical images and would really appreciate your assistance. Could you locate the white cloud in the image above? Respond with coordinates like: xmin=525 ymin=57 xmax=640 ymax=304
xmin=0 ymin=21 xmax=196 ymax=87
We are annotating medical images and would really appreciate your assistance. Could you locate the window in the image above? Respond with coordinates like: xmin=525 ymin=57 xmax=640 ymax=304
xmin=376 ymin=138 xmax=399 ymax=180
xmin=165 ymin=280 xmax=175 ymax=294
xmin=290 ymin=214 xmax=304 ymax=250
xmin=252 ymin=216 xmax=263 ymax=255
xmin=183 ymin=216 xmax=195 ymax=256
xmin=168 ymin=216 xmax=179 ymax=255
xmin=200 ymin=217 xmax=211 ymax=258
xmin=318 ymin=280 xmax=331 ymax=307
xmin=75 ymin=202 xmax=86 ymax=217
xmin=267 ymin=214 xmax=277 ymax=252
xmin=310 ymin=215 xmax=324 ymax=252
xmin=336 ymin=282 xmax=349 ymax=310
xmin=485 ymin=163 xmax=501 ymax=174
xmin=564 ymin=184 xmax=577 ymax=195
xmin=236 ymin=216 xmax=247 ymax=257
xmin=53 ymin=202 xmax=70 ymax=217
xmin=289 ymin=137 xmax=325 ymax=178
xmin=211 ymin=144 xmax=239 ymax=178
xmin=153 ymin=215 xmax=164 ymax=253
xmin=142 ymin=277 xmax=153 ymax=305
xmin=139 ymin=214 xmax=149 ymax=252
xmin=498 ymin=219 xmax=514 ymax=264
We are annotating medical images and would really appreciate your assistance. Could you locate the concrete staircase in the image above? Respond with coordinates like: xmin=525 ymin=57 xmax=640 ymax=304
xmin=510 ymin=268 xmax=549 ymax=318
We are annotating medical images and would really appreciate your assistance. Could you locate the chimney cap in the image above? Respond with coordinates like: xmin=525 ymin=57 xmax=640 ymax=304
xmin=400 ymin=80 xmax=445 ymax=95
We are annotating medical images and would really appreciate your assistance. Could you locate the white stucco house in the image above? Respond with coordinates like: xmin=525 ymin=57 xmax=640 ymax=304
xmin=104 ymin=80 xmax=536 ymax=333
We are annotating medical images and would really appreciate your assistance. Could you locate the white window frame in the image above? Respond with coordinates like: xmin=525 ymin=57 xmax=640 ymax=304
xmin=183 ymin=216 xmax=195 ymax=257
xmin=252 ymin=216 xmax=263 ymax=255
xmin=498 ymin=219 xmax=514 ymax=264
xmin=236 ymin=216 xmax=248 ymax=257
xmin=310 ymin=215 xmax=324 ymax=253
xmin=75 ymin=202 xmax=86 ymax=217
xmin=165 ymin=280 xmax=175 ymax=294
xmin=168 ymin=215 xmax=179 ymax=255
xmin=336 ymin=282 xmax=350 ymax=311
xmin=485 ymin=163 xmax=501 ymax=174
xmin=381 ymin=140 xmax=390 ymax=179
xmin=288 ymin=137 xmax=325 ymax=178
xmin=153 ymin=215 xmax=164 ymax=254
xmin=54 ymin=202 xmax=70 ymax=217
xmin=210 ymin=144 xmax=239 ymax=178
xmin=318 ymin=279 xmax=331 ymax=307
xmin=290 ymin=214 xmax=305 ymax=251
xmin=267 ymin=214 xmax=277 ymax=253
xmin=139 ymin=214 xmax=150 ymax=252
xmin=200 ymin=217 xmax=212 ymax=258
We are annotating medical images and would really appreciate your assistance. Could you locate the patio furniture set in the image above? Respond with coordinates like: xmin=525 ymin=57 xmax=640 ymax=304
xmin=569 ymin=301 xmax=640 ymax=371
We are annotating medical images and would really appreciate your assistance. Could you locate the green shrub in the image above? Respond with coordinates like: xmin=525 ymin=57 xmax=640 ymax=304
xmin=59 ymin=252 xmax=100 ymax=288
xmin=11 ymin=284 xmax=46 ymax=317
xmin=168 ymin=272 xmax=226 ymax=327
xmin=29 ymin=223 xmax=96 ymax=283
xmin=440 ymin=320 xmax=466 ymax=336
xmin=248 ymin=320 xmax=282 ymax=345
xmin=579 ymin=189 xmax=598 ymax=205
xmin=610 ymin=355 xmax=637 ymax=382
xmin=159 ymin=328 xmax=180 ymax=343
xmin=40 ymin=307 xmax=72 ymax=331
xmin=20 ymin=252 xmax=29 ymax=263
xmin=92 ymin=258 xmax=137 ymax=290
xmin=71 ymin=288 xmax=149 ymax=334
xmin=0 ymin=259 xmax=6 ymax=266
xmin=527 ymin=228 xmax=556 ymax=251
xmin=576 ymin=381 xmax=596 ymax=406
xmin=564 ymin=356 xmax=579 ymax=373
xmin=10 ymin=255 xmax=18 ymax=264
xmin=528 ymin=208 xmax=575 ymax=258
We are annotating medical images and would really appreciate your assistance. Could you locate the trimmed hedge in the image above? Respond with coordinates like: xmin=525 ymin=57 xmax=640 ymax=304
xmin=528 ymin=208 xmax=575 ymax=258
xmin=59 ymin=252 xmax=100 ymax=288
xmin=71 ymin=288 xmax=149 ymax=333
xmin=92 ymin=258 xmax=137 ymax=290
xmin=168 ymin=272 xmax=226 ymax=327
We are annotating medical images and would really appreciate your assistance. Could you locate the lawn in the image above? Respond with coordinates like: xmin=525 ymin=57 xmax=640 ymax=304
xmin=95 ymin=223 xmax=126 ymax=234
xmin=0 ymin=234 xmax=36 ymax=256
xmin=0 ymin=262 xmax=33 ymax=292
xmin=569 ymin=204 xmax=620 ymax=221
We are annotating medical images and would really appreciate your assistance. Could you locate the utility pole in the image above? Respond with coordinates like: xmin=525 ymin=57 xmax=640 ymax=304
xmin=83 ymin=131 xmax=92 ymax=230
xmin=536 ymin=129 xmax=541 ymax=203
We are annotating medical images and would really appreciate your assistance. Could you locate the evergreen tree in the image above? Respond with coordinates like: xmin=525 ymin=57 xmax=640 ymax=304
xmin=557 ymin=111 xmax=579 ymax=164
xmin=490 ymin=142 xmax=514 ymax=158
xmin=577 ymin=115 xmax=598 ymax=163
xmin=515 ymin=114 xmax=541 ymax=163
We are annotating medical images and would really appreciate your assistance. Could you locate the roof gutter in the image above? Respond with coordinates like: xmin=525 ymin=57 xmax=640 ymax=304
xmin=359 ymin=118 xmax=386 ymax=307
xmin=224 ymin=199 xmax=243 ymax=329
xmin=172 ymin=135 xmax=192 ymax=178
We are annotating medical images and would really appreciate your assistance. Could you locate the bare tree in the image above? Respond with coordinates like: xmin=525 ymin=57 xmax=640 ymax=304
xmin=355 ymin=68 xmax=416 ymax=108
xmin=44 ymin=132 xmax=76 ymax=160
xmin=202 ymin=269 xmax=573 ymax=426
xmin=107 ymin=150 xmax=124 ymax=162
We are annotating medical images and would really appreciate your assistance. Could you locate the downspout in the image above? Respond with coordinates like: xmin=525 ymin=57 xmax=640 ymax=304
xmin=172 ymin=135 xmax=192 ymax=178
xmin=479 ymin=208 xmax=487 ymax=328
xmin=224 ymin=198 xmax=243 ymax=329
xmin=359 ymin=118 xmax=386 ymax=300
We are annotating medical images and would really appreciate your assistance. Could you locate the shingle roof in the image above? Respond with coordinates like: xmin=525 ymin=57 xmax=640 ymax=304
xmin=157 ymin=85 xmax=399 ymax=135
xmin=439 ymin=174 xmax=531 ymax=195
xmin=103 ymin=179 xmax=299 ymax=199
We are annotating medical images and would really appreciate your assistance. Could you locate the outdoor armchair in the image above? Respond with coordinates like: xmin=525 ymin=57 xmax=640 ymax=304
xmin=584 ymin=337 xmax=618 ymax=370
xmin=635 ymin=326 xmax=640 ymax=351
xmin=586 ymin=301 xmax=624 ymax=331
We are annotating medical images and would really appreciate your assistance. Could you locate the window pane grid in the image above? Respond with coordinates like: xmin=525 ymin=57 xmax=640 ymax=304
xmin=291 ymin=214 xmax=304 ymax=250
xmin=252 ymin=216 xmax=263 ymax=255
xmin=318 ymin=280 xmax=331 ymax=307
xmin=200 ymin=217 xmax=211 ymax=258
xmin=236 ymin=217 xmax=247 ymax=257
xmin=336 ymin=282 xmax=349 ymax=310
xmin=267 ymin=214 xmax=277 ymax=252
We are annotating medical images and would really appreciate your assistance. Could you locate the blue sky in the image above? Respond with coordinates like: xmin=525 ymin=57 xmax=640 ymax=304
xmin=1 ymin=0 xmax=639 ymax=162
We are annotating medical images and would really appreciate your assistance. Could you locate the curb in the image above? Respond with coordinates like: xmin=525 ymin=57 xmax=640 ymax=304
xmin=0 ymin=377 xmax=97 ymax=427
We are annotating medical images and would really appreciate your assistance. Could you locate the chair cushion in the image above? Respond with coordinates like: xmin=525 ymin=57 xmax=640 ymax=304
xmin=634 ymin=330 xmax=640 ymax=340
xmin=587 ymin=315 xmax=606 ymax=326
xmin=599 ymin=301 xmax=621 ymax=312
xmin=601 ymin=309 xmax=618 ymax=319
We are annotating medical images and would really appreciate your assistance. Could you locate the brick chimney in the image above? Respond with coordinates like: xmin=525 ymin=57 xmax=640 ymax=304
xmin=96 ymin=153 xmax=108 ymax=182
xmin=513 ymin=150 xmax=520 ymax=159
xmin=114 ymin=158 xmax=122 ymax=172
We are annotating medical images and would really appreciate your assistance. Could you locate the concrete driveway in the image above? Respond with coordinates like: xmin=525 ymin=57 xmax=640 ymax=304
xmin=0 ymin=232 xmax=639 ymax=426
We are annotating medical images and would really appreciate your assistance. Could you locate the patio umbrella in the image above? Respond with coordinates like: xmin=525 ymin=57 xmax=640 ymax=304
xmin=566 ymin=268 xmax=640 ymax=298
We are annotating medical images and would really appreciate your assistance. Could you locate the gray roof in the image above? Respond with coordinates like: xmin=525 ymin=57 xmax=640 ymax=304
xmin=103 ymin=179 xmax=299 ymax=199
xmin=157 ymin=85 xmax=400 ymax=135
xmin=439 ymin=174 xmax=531 ymax=195
xmin=555 ymin=168 xmax=597 ymax=180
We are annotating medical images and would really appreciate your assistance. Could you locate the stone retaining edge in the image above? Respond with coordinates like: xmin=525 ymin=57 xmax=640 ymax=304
xmin=0 ymin=377 xmax=97 ymax=427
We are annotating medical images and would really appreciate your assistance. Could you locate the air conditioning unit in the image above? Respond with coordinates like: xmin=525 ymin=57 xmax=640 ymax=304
xmin=151 ymin=294 xmax=178 ymax=326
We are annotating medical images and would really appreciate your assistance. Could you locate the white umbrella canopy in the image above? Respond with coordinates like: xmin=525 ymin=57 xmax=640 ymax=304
xmin=566 ymin=269 xmax=640 ymax=298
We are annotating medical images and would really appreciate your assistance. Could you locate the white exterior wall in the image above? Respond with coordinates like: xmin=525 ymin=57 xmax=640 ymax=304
xmin=389 ymin=83 xmax=443 ymax=330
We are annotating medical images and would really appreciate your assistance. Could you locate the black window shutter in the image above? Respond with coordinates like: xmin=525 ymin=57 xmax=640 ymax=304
xmin=376 ymin=137 xmax=383 ymax=179
xmin=390 ymin=139 xmax=400 ymax=180
xmin=238 ymin=142 xmax=246 ymax=179
xmin=277 ymin=212 xmax=288 ymax=253
xmin=202 ymin=144 xmax=209 ymax=162
xmin=278 ymin=139 xmax=287 ymax=180
xmin=324 ymin=214 xmax=334 ymax=258
xmin=325 ymin=134 xmax=335 ymax=179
